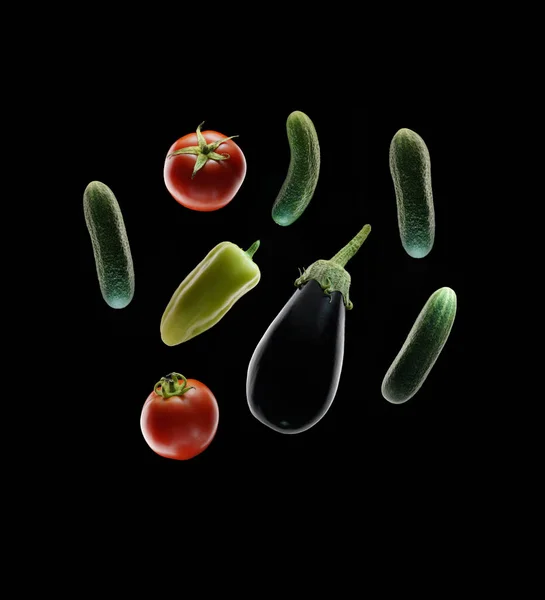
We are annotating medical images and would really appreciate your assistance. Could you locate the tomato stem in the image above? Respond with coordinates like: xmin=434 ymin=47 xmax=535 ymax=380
xmin=154 ymin=372 xmax=195 ymax=399
xmin=167 ymin=122 xmax=240 ymax=179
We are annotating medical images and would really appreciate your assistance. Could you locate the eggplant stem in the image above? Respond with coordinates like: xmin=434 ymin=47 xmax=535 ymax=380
xmin=293 ymin=223 xmax=371 ymax=310
xmin=330 ymin=224 xmax=371 ymax=267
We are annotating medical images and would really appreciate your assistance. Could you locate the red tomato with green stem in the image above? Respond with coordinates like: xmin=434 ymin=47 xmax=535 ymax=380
xmin=140 ymin=372 xmax=219 ymax=460
xmin=164 ymin=122 xmax=246 ymax=211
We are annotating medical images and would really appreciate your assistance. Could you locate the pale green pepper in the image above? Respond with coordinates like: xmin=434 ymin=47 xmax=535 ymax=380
xmin=160 ymin=240 xmax=261 ymax=346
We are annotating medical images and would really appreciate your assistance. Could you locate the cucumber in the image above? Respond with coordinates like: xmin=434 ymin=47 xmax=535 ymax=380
xmin=381 ymin=287 xmax=456 ymax=404
xmin=389 ymin=128 xmax=435 ymax=258
xmin=271 ymin=110 xmax=320 ymax=226
xmin=83 ymin=180 xmax=135 ymax=309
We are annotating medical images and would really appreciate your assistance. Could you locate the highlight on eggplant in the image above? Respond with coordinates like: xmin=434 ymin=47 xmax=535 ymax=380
xmin=246 ymin=223 xmax=371 ymax=434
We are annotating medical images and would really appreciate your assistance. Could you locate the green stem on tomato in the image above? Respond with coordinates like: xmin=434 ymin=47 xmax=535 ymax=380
xmin=154 ymin=372 xmax=195 ymax=399
xmin=167 ymin=122 xmax=239 ymax=179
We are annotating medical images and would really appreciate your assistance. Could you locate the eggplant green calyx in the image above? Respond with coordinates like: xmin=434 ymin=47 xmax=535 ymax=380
xmin=294 ymin=223 xmax=371 ymax=310
xmin=154 ymin=372 xmax=195 ymax=399
xmin=167 ymin=122 xmax=239 ymax=178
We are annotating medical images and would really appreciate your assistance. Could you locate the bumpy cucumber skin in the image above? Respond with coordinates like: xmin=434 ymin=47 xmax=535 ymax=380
xmin=381 ymin=287 xmax=456 ymax=404
xmin=271 ymin=111 xmax=320 ymax=226
xmin=389 ymin=128 xmax=435 ymax=258
xmin=83 ymin=181 xmax=135 ymax=309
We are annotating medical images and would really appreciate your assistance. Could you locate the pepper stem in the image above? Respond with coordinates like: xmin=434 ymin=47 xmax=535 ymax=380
xmin=294 ymin=223 xmax=371 ymax=310
xmin=154 ymin=372 xmax=195 ymax=399
xmin=245 ymin=240 xmax=260 ymax=259
xmin=330 ymin=224 xmax=372 ymax=267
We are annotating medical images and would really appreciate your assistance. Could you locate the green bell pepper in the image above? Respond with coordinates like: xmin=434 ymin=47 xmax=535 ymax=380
xmin=160 ymin=240 xmax=261 ymax=346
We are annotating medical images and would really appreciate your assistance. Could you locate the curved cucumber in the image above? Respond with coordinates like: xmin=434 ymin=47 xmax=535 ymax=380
xmin=271 ymin=110 xmax=320 ymax=226
xmin=381 ymin=287 xmax=456 ymax=404
xmin=83 ymin=181 xmax=135 ymax=309
xmin=389 ymin=128 xmax=435 ymax=258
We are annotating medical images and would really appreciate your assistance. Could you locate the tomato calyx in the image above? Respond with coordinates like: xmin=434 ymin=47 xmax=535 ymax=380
xmin=154 ymin=372 xmax=195 ymax=399
xmin=167 ymin=122 xmax=239 ymax=179
xmin=294 ymin=224 xmax=372 ymax=310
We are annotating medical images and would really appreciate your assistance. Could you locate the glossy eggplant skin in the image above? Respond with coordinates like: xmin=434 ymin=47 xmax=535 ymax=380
xmin=246 ymin=280 xmax=345 ymax=434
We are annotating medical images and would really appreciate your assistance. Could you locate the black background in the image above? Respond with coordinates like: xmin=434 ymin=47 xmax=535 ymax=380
xmin=77 ymin=71 xmax=469 ymax=473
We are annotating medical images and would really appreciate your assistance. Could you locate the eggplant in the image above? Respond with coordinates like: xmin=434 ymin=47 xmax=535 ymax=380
xmin=246 ymin=223 xmax=371 ymax=434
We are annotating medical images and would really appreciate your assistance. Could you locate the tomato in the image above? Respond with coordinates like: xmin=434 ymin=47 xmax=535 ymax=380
xmin=163 ymin=122 xmax=246 ymax=212
xmin=140 ymin=373 xmax=219 ymax=460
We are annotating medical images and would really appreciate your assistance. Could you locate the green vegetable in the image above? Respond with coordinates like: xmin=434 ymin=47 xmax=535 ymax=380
xmin=295 ymin=223 xmax=372 ymax=310
xmin=389 ymin=128 xmax=435 ymax=258
xmin=381 ymin=287 xmax=457 ymax=404
xmin=83 ymin=180 xmax=135 ymax=309
xmin=160 ymin=240 xmax=261 ymax=346
xmin=271 ymin=110 xmax=320 ymax=226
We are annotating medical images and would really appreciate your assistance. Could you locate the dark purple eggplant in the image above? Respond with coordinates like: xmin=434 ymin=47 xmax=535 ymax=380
xmin=246 ymin=223 xmax=371 ymax=434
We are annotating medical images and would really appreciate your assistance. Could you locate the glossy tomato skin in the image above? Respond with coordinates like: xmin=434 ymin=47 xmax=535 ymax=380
xmin=140 ymin=379 xmax=219 ymax=460
xmin=164 ymin=130 xmax=246 ymax=211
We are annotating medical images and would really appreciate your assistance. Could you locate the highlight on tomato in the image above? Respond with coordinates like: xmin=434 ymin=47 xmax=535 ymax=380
xmin=140 ymin=372 xmax=219 ymax=460
xmin=163 ymin=121 xmax=246 ymax=211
